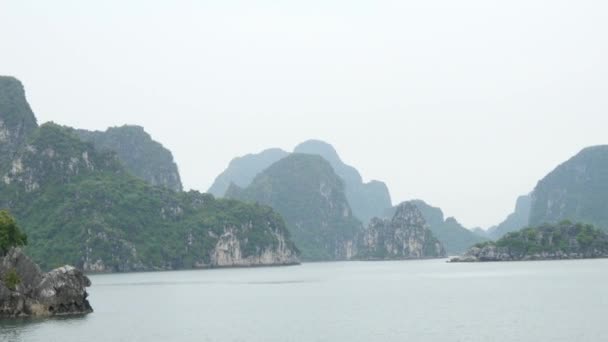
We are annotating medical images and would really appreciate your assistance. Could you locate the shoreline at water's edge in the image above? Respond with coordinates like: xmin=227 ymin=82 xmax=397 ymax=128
xmin=448 ymin=255 xmax=608 ymax=263
xmin=83 ymin=261 xmax=302 ymax=276
xmin=84 ymin=257 xmax=458 ymax=276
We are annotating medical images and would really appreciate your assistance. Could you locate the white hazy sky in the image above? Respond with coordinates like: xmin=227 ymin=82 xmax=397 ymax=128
xmin=1 ymin=0 xmax=607 ymax=228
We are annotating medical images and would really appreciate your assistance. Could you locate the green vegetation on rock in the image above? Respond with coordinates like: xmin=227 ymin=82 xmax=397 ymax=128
xmin=452 ymin=221 xmax=608 ymax=262
xmin=3 ymin=268 xmax=21 ymax=291
xmin=0 ymin=210 xmax=27 ymax=256
xmin=0 ymin=76 xmax=299 ymax=272
xmin=227 ymin=153 xmax=362 ymax=261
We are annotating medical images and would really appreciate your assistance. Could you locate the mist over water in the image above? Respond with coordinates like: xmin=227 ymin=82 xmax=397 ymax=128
xmin=2 ymin=259 xmax=606 ymax=342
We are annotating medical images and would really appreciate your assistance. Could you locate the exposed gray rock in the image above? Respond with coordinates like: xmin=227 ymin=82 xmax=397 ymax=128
xmin=386 ymin=199 xmax=487 ymax=254
xmin=355 ymin=202 xmax=446 ymax=259
xmin=0 ymin=248 xmax=92 ymax=317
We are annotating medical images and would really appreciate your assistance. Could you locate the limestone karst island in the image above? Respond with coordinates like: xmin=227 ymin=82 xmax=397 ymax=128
xmin=1 ymin=2 xmax=607 ymax=341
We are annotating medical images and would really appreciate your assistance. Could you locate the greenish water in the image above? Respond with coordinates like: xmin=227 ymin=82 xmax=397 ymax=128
xmin=1 ymin=259 xmax=607 ymax=342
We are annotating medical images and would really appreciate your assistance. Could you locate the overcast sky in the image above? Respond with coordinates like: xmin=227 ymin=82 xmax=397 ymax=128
xmin=1 ymin=0 xmax=606 ymax=228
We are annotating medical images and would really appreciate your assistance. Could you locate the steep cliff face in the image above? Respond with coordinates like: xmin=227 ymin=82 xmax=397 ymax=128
xmin=385 ymin=200 xmax=486 ymax=254
xmin=529 ymin=146 xmax=608 ymax=230
xmin=226 ymin=154 xmax=362 ymax=261
xmin=356 ymin=202 xmax=446 ymax=259
xmin=76 ymin=125 xmax=183 ymax=191
xmin=200 ymin=225 xmax=299 ymax=268
xmin=0 ymin=76 xmax=38 ymax=169
xmin=488 ymin=194 xmax=531 ymax=239
xmin=452 ymin=221 xmax=608 ymax=262
xmin=0 ymin=76 xmax=300 ymax=272
xmin=294 ymin=140 xmax=392 ymax=224
xmin=208 ymin=148 xmax=289 ymax=197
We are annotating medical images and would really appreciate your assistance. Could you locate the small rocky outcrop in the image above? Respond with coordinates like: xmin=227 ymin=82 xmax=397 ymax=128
xmin=0 ymin=248 xmax=92 ymax=317
xmin=355 ymin=202 xmax=446 ymax=260
xmin=451 ymin=221 xmax=608 ymax=262
xmin=386 ymin=200 xmax=487 ymax=254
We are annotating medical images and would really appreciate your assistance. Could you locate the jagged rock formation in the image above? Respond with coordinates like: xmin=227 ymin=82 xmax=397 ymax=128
xmin=209 ymin=140 xmax=392 ymax=224
xmin=226 ymin=154 xmax=362 ymax=261
xmin=529 ymin=146 xmax=608 ymax=230
xmin=76 ymin=125 xmax=183 ymax=191
xmin=0 ymin=76 xmax=37 ymax=169
xmin=294 ymin=140 xmax=392 ymax=224
xmin=385 ymin=200 xmax=486 ymax=254
xmin=208 ymin=148 xmax=289 ymax=197
xmin=0 ymin=76 xmax=299 ymax=272
xmin=488 ymin=194 xmax=531 ymax=239
xmin=356 ymin=202 xmax=446 ymax=259
xmin=452 ymin=221 xmax=608 ymax=262
xmin=0 ymin=248 xmax=92 ymax=317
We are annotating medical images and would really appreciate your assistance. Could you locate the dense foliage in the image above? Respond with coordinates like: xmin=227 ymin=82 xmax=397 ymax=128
xmin=227 ymin=153 xmax=362 ymax=261
xmin=1 ymin=110 xmax=297 ymax=271
xmin=0 ymin=210 xmax=27 ymax=256
xmin=474 ymin=221 xmax=608 ymax=258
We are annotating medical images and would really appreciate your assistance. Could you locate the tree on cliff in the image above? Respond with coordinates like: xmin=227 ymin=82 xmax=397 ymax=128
xmin=0 ymin=210 xmax=28 ymax=256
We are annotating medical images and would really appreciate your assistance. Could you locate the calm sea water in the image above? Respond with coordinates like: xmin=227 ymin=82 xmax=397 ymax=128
xmin=1 ymin=258 xmax=607 ymax=342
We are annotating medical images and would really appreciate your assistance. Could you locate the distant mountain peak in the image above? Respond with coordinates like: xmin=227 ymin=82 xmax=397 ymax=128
xmin=209 ymin=139 xmax=392 ymax=224
xmin=294 ymin=139 xmax=343 ymax=165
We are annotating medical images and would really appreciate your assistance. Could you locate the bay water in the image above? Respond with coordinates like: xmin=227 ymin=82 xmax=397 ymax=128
xmin=1 ymin=258 xmax=606 ymax=342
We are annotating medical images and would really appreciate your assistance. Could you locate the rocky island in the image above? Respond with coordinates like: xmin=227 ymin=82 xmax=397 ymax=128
xmin=451 ymin=221 xmax=608 ymax=262
xmin=0 ymin=248 xmax=92 ymax=317
xmin=0 ymin=211 xmax=92 ymax=317
xmin=0 ymin=76 xmax=300 ymax=272
xmin=356 ymin=202 xmax=446 ymax=260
